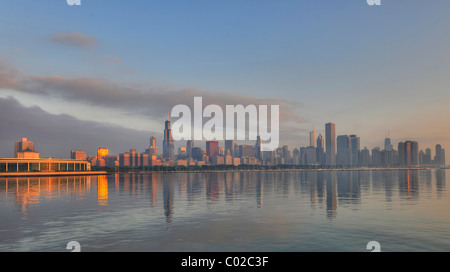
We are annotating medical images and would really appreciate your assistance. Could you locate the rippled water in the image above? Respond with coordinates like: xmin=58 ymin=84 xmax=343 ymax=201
xmin=0 ymin=169 xmax=449 ymax=252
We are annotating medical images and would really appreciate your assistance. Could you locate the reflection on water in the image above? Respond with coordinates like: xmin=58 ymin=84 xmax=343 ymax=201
xmin=0 ymin=169 xmax=449 ymax=251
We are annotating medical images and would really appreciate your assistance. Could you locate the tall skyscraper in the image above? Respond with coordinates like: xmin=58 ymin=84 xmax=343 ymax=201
xmin=206 ymin=141 xmax=219 ymax=158
xmin=282 ymin=145 xmax=290 ymax=164
xmin=325 ymin=122 xmax=336 ymax=166
xmin=411 ymin=141 xmax=419 ymax=165
xmin=398 ymin=141 xmax=419 ymax=166
xmin=186 ymin=140 xmax=194 ymax=158
xmin=384 ymin=137 xmax=393 ymax=152
xmin=350 ymin=134 xmax=360 ymax=166
xmin=316 ymin=134 xmax=325 ymax=165
xmin=435 ymin=144 xmax=446 ymax=166
xmin=255 ymin=136 xmax=262 ymax=159
xmin=163 ymin=116 xmax=175 ymax=159
xmin=225 ymin=140 xmax=235 ymax=157
xmin=336 ymin=135 xmax=350 ymax=166
xmin=360 ymin=147 xmax=370 ymax=167
xmin=309 ymin=130 xmax=316 ymax=148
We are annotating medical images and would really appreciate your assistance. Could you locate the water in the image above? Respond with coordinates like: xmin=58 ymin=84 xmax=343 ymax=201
xmin=0 ymin=169 xmax=449 ymax=252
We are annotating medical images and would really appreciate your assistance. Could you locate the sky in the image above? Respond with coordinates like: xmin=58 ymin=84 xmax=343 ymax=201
xmin=0 ymin=0 xmax=449 ymax=161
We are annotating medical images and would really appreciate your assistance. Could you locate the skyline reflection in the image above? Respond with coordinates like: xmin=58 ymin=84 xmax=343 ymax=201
xmin=0 ymin=169 xmax=447 ymax=222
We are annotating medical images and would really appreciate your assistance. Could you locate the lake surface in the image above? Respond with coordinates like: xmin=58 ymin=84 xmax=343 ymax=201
xmin=0 ymin=169 xmax=449 ymax=252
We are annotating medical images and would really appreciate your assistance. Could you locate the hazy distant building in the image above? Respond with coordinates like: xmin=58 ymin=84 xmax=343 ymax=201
xmin=336 ymin=135 xmax=350 ymax=166
xmin=349 ymin=135 xmax=360 ymax=166
xmin=316 ymin=134 xmax=325 ymax=165
xmin=371 ymin=147 xmax=382 ymax=167
xmin=360 ymin=147 xmax=370 ymax=167
xmin=434 ymin=144 xmax=446 ymax=166
xmin=282 ymin=145 xmax=290 ymax=164
xmin=303 ymin=146 xmax=316 ymax=165
xmin=423 ymin=148 xmax=432 ymax=165
xmin=384 ymin=137 xmax=393 ymax=152
xmin=325 ymin=122 xmax=336 ymax=166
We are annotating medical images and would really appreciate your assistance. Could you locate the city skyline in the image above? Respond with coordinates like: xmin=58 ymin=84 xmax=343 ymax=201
xmin=6 ymin=117 xmax=445 ymax=170
xmin=0 ymin=1 xmax=449 ymax=163
xmin=0 ymin=116 xmax=448 ymax=167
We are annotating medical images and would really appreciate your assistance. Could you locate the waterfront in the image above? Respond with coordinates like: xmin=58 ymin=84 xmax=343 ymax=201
xmin=0 ymin=169 xmax=449 ymax=252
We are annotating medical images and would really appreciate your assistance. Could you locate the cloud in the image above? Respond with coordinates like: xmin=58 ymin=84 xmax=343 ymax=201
xmin=0 ymin=62 xmax=304 ymax=125
xmin=49 ymin=32 xmax=97 ymax=49
xmin=0 ymin=62 xmax=306 ymax=150
xmin=0 ymin=97 xmax=159 ymax=158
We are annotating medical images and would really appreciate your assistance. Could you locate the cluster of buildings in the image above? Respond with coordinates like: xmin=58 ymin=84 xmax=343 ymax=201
xmin=0 ymin=138 xmax=91 ymax=174
xmin=83 ymin=120 xmax=447 ymax=169
xmin=1 ymin=117 xmax=448 ymax=172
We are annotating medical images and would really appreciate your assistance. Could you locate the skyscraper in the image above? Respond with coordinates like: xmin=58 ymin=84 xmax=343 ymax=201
xmin=186 ymin=140 xmax=194 ymax=158
xmin=309 ymin=130 xmax=316 ymax=148
xmin=255 ymin=136 xmax=262 ymax=160
xmin=316 ymin=134 xmax=325 ymax=165
xmin=206 ymin=141 xmax=219 ymax=159
xmin=336 ymin=135 xmax=350 ymax=166
xmin=435 ymin=144 xmax=446 ymax=166
xmin=225 ymin=140 xmax=235 ymax=157
xmin=360 ymin=147 xmax=370 ymax=167
xmin=163 ymin=116 xmax=175 ymax=159
xmin=191 ymin=147 xmax=204 ymax=161
xmin=384 ymin=137 xmax=393 ymax=152
xmin=350 ymin=134 xmax=360 ymax=166
xmin=325 ymin=122 xmax=336 ymax=166
xmin=398 ymin=141 xmax=419 ymax=166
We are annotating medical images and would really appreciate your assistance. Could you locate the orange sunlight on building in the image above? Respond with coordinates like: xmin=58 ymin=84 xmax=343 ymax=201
xmin=97 ymin=147 xmax=109 ymax=159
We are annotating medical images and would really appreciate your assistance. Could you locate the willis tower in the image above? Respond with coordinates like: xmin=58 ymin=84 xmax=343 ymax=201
xmin=163 ymin=114 xmax=175 ymax=159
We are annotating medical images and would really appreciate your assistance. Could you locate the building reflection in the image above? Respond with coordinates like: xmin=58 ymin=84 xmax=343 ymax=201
xmin=326 ymin=171 xmax=338 ymax=219
xmin=256 ymin=178 xmax=263 ymax=208
xmin=162 ymin=174 xmax=174 ymax=229
xmin=399 ymin=170 xmax=420 ymax=199
xmin=149 ymin=173 xmax=159 ymax=207
xmin=0 ymin=176 xmax=92 ymax=215
xmin=97 ymin=175 xmax=108 ymax=206
xmin=436 ymin=169 xmax=446 ymax=198
xmin=336 ymin=171 xmax=361 ymax=205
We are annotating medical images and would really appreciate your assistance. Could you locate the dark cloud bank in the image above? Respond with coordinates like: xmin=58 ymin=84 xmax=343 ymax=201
xmin=0 ymin=97 xmax=159 ymax=158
